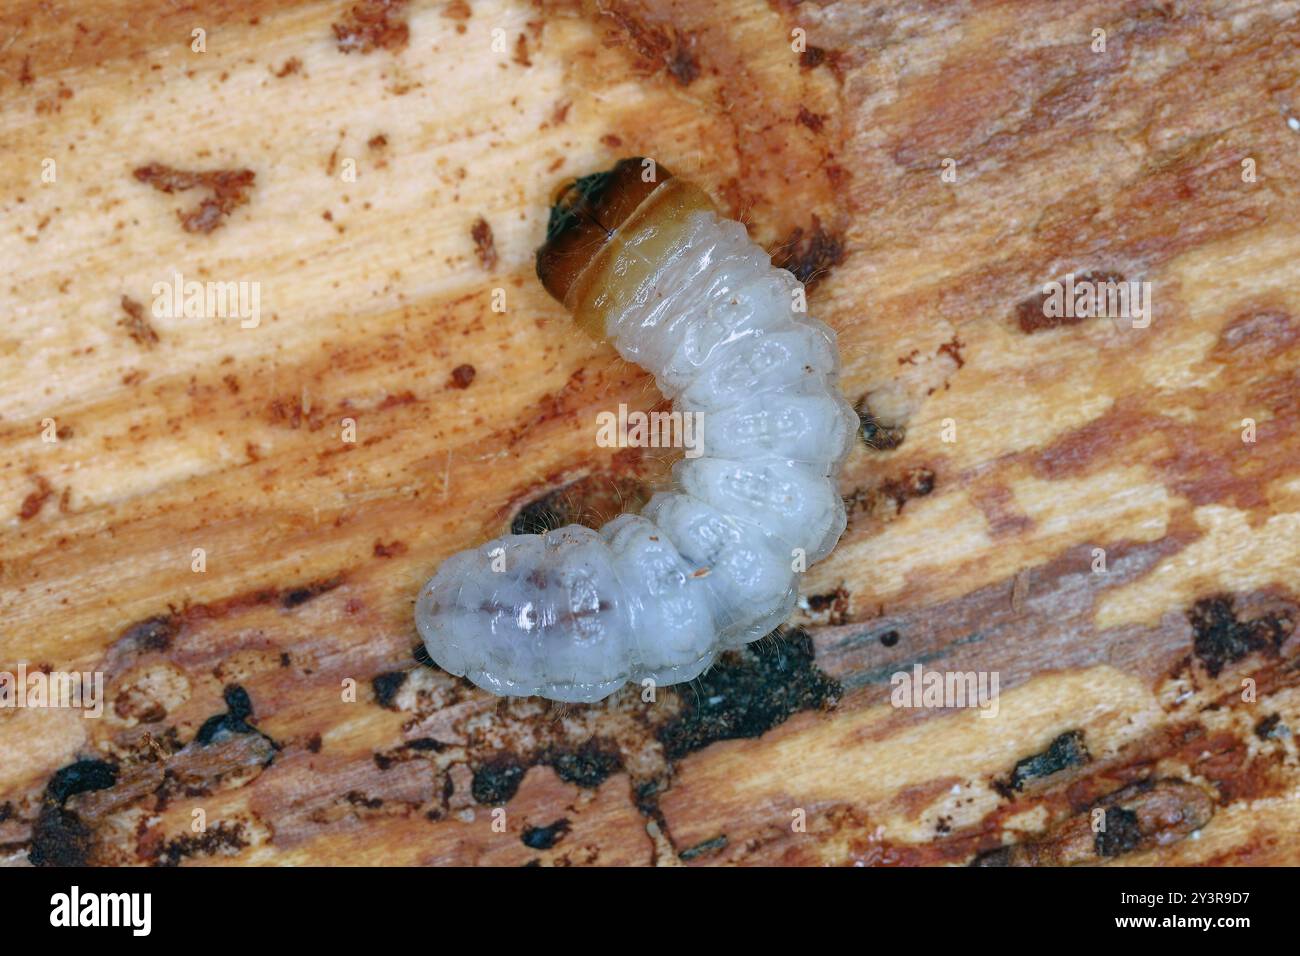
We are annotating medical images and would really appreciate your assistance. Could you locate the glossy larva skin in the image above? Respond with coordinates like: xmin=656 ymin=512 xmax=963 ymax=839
xmin=416 ymin=211 xmax=857 ymax=702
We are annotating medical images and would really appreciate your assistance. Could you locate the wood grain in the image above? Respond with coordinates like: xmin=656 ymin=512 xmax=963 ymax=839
xmin=1 ymin=0 xmax=1298 ymax=866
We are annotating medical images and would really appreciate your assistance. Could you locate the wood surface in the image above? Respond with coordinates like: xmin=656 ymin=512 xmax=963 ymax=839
xmin=1 ymin=0 xmax=1298 ymax=867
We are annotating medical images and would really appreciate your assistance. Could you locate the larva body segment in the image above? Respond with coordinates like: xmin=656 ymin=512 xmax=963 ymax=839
xmin=416 ymin=159 xmax=856 ymax=702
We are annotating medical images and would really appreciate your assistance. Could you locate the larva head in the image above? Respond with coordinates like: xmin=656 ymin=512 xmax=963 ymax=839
xmin=536 ymin=157 xmax=717 ymax=338
xmin=536 ymin=158 xmax=665 ymax=304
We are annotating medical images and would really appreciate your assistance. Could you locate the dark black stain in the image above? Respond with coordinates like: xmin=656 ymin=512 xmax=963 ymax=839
xmin=773 ymin=214 xmax=845 ymax=291
xmin=448 ymin=629 xmax=838 ymax=816
xmin=994 ymin=730 xmax=1091 ymax=798
xmin=438 ymin=773 xmax=455 ymax=811
xmin=807 ymin=592 xmax=838 ymax=613
xmin=521 ymin=818 xmax=571 ymax=850
xmin=634 ymin=778 xmax=663 ymax=818
xmin=1094 ymin=806 xmax=1142 ymax=858
xmin=117 ymin=614 xmax=180 ymax=653
xmin=156 ymin=821 xmax=248 ymax=867
xmin=879 ymin=630 xmax=900 ymax=648
xmin=281 ymin=576 xmax=343 ymax=609
xmin=1255 ymin=713 xmax=1286 ymax=741
xmin=28 ymin=807 xmax=95 ymax=867
xmin=195 ymin=685 xmax=278 ymax=759
xmin=29 ymin=758 xmax=119 ymax=867
xmin=547 ymin=739 xmax=622 ymax=789
xmin=374 ymin=736 xmax=448 ymax=770
xmin=196 ymin=685 xmax=254 ymax=743
xmin=471 ymin=755 xmax=527 ymax=805
xmin=46 ymin=759 xmax=118 ymax=803
xmin=969 ymin=845 xmax=1013 ymax=867
xmin=679 ymin=834 xmax=728 ymax=861
xmin=806 ymin=586 xmax=851 ymax=626
xmin=657 ymin=628 xmax=841 ymax=761
xmin=372 ymin=670 xmax=408 ymax=709
xmin=1187 ymin=595 xmax=1293 ymax=677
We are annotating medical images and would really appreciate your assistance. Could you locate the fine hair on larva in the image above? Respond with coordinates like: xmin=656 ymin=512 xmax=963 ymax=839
xmin=416 ymin=158 xmax=857 ymax=703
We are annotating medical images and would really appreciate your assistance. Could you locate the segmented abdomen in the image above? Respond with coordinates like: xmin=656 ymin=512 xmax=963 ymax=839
xmin=416 ymin=211 xmax=856 ymax=702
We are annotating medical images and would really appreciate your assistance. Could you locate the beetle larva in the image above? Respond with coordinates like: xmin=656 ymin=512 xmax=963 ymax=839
xmin=416 ymin=158 xmax=856 ymax=702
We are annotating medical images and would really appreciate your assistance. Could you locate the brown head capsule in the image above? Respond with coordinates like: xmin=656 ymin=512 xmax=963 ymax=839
xmin=535 ymin=157 xmax=717 ymax=339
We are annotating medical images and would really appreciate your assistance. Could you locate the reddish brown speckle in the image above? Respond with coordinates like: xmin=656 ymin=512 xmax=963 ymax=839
xmin=450 ymin=363 xmax=476 ymax=389
xmin=599 ymin=2 xmax=699 ymax=86
xmin=442 ymin=0 xmax=471 ymax=20
xmin=118 ymin=295 xmax=159 ymax=348
xmin=937 ymin=335 xmax=966 ymax=369
xmin=797 ymin=106 xmax=825 ymax=132
xmin=513 ymin=34 xmax=532 ymax=67
xmin=132 ymin=164 xmax=256 ymax=234
xmin=333 ymin=0 xmax=410 ymax=55
xmin=373 ymin=539 xmax=409 ymax=558
xmin=20 ymin=475 xmax=54 ymax=521
xmin=470 ymin=217 xmax=497 ymax=271
xmin=799 ymin=46 xmax=826 ymax=70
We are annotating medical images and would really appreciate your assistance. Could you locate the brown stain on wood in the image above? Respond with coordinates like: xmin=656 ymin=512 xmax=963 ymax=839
xmin=132 ymin=163 xmax=256 ymax=234
xmin=470 ymin=217 xmax=497 ymax=272
xmin=18 ymin=474 xmax=54 ymax=521
xmin=332 ymin=0 xmax=410 ymax=55
xmin=118 ymin=295 xmax=159 ymax=348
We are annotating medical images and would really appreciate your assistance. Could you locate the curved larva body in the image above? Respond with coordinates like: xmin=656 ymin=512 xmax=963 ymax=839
xmin=416 ymin=165 xmax=856 ymax=702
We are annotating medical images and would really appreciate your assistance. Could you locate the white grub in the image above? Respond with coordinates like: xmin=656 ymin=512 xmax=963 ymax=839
xmin=416 ymin=211 xmax=856 ymax=702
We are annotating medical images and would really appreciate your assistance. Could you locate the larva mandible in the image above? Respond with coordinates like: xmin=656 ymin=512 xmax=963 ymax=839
xmin=416 ymin=158 xmax=856 ymax=703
